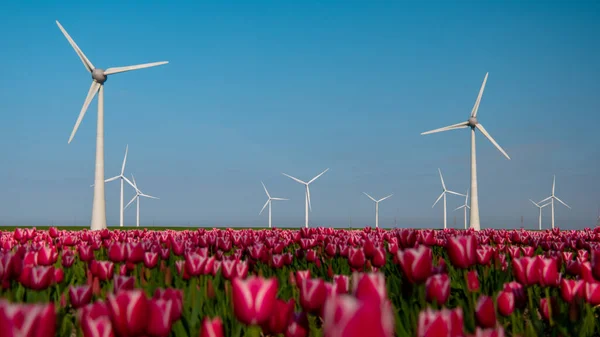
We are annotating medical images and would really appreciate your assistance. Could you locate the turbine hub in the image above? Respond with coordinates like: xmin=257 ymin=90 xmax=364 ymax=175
xmin=92 ymin=68 xmax=107 ymax=84
xmin=468 ymin=117 xmax=478 ymax=128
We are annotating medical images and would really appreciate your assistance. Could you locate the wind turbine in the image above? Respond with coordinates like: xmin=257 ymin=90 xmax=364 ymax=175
xmin=529 ymin=199 xmax=551 ymax=230
xmin=538 ymin=175 xmax=571 ymax=229
xmin=282 ymin=168 xmax=329 ymax=228
xmin=454 ymin=189 xmax=470 ymax=229
xmin=259 ymin=182 xmax=288 ymax=228
xmin=432 ymin=169 xmax=465 ymax=229
xmin=421 ymin=73 xmax=510 ymax=231
xmin=95 ymin=145 xmax=135 ymax=227
xmin=363 ymin=193 xmax=393 ymax=228
xmin=125 ymin=175 xmax=159 ymax=227
xmin=56 ymin=21 xmax=168 ymax=231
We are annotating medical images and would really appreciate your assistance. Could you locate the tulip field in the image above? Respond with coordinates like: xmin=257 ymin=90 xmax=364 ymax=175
xmin=3 ymin=227 xmax=600 ymax=337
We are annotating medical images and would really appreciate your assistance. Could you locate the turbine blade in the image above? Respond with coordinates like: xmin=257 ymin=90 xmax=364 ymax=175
xmin=541 ymin=203 xmax=551 ymax=208
xmin=140 ymin=193 xmax=159 ymax=200
xmin=104 ymin=61 xmax=169 ymax=75
xmin=538 ymin=196 xmax=551 ymax=204
xmin=378 ymin=194 xmax=393 ymax=202
xmin=475 ymin=123 xmax=510 ymax=160
xmin=55 ymin=21 xmax=95 ymax=72
xmin=447 ymin=190 xmax=465 ymax=197
xmin=259 ymin=199 xmax=269 ymax=215
xmin=105 ymin=176 xmax=120 ymax=183
xmin=471 ymin=72 xmax=489 ymax=118
xmin=454 ymin=205 xmax=466 ymax=211
xmin=554 ymin=196 xmax=571 ymax=209
xmin=261 ymin=181 xmax=271 ymax=198
xmin=308 ymin=168 xmax=329 ymax=184
xmin=432 ymin=192 xmax=444 ymax=208
xmin=131 ymin=174 xmax=137 ymax=188
xmin=529 ymin=199 xmax=540 ymax=207
xmin=552 ymin=175 xmax=556 ymax=195
xmin=121 ymin=145 xmax=128 ymax=175
xmin=125 ymin=195 xmax=137 ymax=210
xmin=271 ymin=198 xmax=288 ymax=201
xmin=438 ymin=168 xmax=446 ymax=190
xmin=363 ymin=192 xmax=377 ymax=202
xmin=282 ymin=173 xmax=307 ymax=185
xmin=421 ymin=121 xmax=469 ymax=135
xmin=68 ymin=81 xmax=100 ymax=144
xmin=123 ymin=176 xmax=135 ymax=189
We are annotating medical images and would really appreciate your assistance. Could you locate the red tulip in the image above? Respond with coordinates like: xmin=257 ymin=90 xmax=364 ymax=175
xmin=91 ymin=260 xmax=114 ymax=281
xmin=78 ymin=245 xmax=95 ymax=262
xmin=261 ymin=299 xmax=295 ymax=335
xmin=107 ymin=289 xmax=148 ymax=336
xmin=143 ymin=252 xmax=159 ymax=269
xmin=126 ymin=242 xmax=145 ymax=264
xmin=286 ymin=312 xmax=309 ymax=337
xmin=153 ymin=288 xmax=183 ymax=322
xmin=22 ymin=265 xmax=54 ymax=290
xmin=560 ymin=279 xmax=584 ymax=303
xmin=37 ymin=245 xmax=58 ymax=266
xmin=348 ymin=247 xmax=366 ymax=269
xmin=371 ymin=246 xmax=387 ymax=268
xmin=69 ymin=285 xmax=93 ymax=309
xmin=496 ymin=290 xmax=514 ymax=316
xmin=221 ymin=259 xmax=236 ymax=279
xmin=417 ymin=307 xmax=464 ymax=337
xmin=108 ymin=243 xmax=127 ymax=263
xmin=299 ymin=278 xmax=327 ymax=313
xmin=352 ymin=272 xmax=387 ymax=304
xmin=231 ymin=276 xmax=278 ymax=325
xmin=475 ymin=295 xmax=496 ymax=328
xmin=584 ymin=281 xmax=600 ymax=305
xmin=446 ymin=235 xmax=477 ymax=269
xmin=537 ymin=257 xmax=559 ymax=287
xmin=333 ymin=275 xmax=350 ymax=294
xmin=185 ymin=253 xmax=206 ymax=276
xmin=539 ymin=298 xmax=557 ymax=321
xmin=512 ymin=257 xmax=540 ymax=286
xmin=199 ymin=317 xmax=224 ymax=337
xmin=78 ymin=301 xmax=114 ymax=337
xmin=235 ymin=260 xmax=249 ymax=278
xmin=425 ymin=274 xmax=450 ymax=305
xmin=295 ymin=270 xmax=310 ymax=286
xmin=397 ymin=245 xmax=432 ymax=283
xmin=113 ymin=275 xmax=135 ymax=293
xmin=322 ymin=295 xmax=394 ymax=337
xmin=467 ymin=271 xmax=480 ymax=292
xmin=0 ymin=301 xmax=56 ymax=337
xmin=146 ymin=298 xmax=175 ymax=337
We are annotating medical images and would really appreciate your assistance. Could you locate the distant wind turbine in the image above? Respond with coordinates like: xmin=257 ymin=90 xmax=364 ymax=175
xmin=56 ymin=21 xmax=168 ymax=231
xmin=538 ymin=175 xmax=571 ymax=229
xmin=125 ymin=175 xmax=159 ymax=227
xmin=259 ymin=182 xmax=288 ymax=228
xmin=529 ymin=199 xmax=551 ymax=230
xmin=282 ymin=168 xmax=329 ymax=228
xmin=432 ymin=169 xmax=464 ymax=229
xmin=454 ymin=189 xmax=470 ymax=229
xmin=363 ymin=193 xmax=393 ymax=228
xmin=421 ymin=73 xmax=510 ymax=231
xmin=94 ymin=145 xmax=135 ymax=227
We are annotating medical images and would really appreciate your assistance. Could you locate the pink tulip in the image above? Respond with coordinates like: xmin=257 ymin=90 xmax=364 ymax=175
xmin=299 ymin=278 xmax=327 ymax=313
xmin=475 ymin=296 xmax=496 ymax=328
xmin=322 ymin=295 xmax=394 ymax=337
xmin=426 ymin=274 xmax=450 ymax=305
xmin=143 ymin=252 xmax=159 ymax=269
xmin=417 ymin=307 xmax=464 ymax=337
xmin=231 ymin=276 xmax=278 ymax=325
xmin=199 ymin=317 xmax=224 ymax=337
xmin=496 ymin=290 xmax=514 ymax=316
xmin=397 ymin=245 xmax=433 ymax=283
xmin=107 ymin=289 xmax=148 ymax=336
xmin=446 ymin=235 xmax=477 ymax=269
xmin=261 ymin=299 xmax=295 ymax=335
xmin=69 ymin=285 xmax=93 ymax=309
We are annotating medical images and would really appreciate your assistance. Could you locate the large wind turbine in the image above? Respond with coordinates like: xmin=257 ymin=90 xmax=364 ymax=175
xmin=282 ymin=168 xmax=329 ymax=228
xmin=125 ymin=175 xmax=159 ymax=227
xmin=421 ymin=73 xmax=510 ymax=231
xmin=529 ymin=199 xmax=551 ymax=230
xmin=259 ymin=182 xmax=288 ymax=228
xmin=56 ymin=21 xmax=168 ymax=231
xmin=363 ymin=193 xmax=393 ymax=228
xmin=100 ymin=145 xmax=135 ymax=227
xmin=454 ymin=189 xmax=470 ymax=229
xmin=538 ymin=175 xmax=571 ymax=229
xmin=432 ymin=169 xmax=464 ymax=229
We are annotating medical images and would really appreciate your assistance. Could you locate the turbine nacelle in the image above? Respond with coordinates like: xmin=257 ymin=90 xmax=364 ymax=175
xmin=468 ymin=117 xmax=478 ymax=128
xmin=92 ymin=68 xmax=107 ymax=84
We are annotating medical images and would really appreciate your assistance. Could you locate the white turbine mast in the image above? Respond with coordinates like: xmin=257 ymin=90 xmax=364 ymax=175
xmin=363 ymin=192 xmax=393 ymax=228
xmin=124 ymin=174 xmax=159 ymax=227
xmin=94 ymin=145 xmax=135 ymax=227
xmin=282 ymin=168 xmax=329 ymax=228
xmin=454 ymin=189 xmax=471 ymax=229
xmin=421 ymin=73 xmax=510 ymax=231
xmin=529 ymin=199 xmax=552 ymax=230
xmin=538 ymin=175 xmax=571 ymax=229
xmin=432 ymin=169 xmax=465 ymax=229
xmin=259 ymin=182 xmax=288 ymax=228
xmin=56 ymin=21 xmax=168 ymax=230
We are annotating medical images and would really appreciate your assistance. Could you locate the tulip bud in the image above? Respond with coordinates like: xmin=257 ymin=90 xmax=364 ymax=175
xmin=475 ymin=296 xmax=496 ymax=328
xmin=199 ymin=317 xmax=224 ymax=337
xmin=467 ymin=271 xmax=480 ymax=292
xmin=231 ymin=276 xmax=278 ymax=325
xmin=425 ymin=274 xmax=450 ymax=305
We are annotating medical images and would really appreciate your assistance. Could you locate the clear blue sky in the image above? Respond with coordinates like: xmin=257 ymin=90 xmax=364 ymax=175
xmin=0 ymin=0 xmax=598 ymax=229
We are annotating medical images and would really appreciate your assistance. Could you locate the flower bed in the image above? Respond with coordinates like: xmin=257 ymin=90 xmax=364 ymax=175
xmin=1 ymin=226 xmax=599 ymax=337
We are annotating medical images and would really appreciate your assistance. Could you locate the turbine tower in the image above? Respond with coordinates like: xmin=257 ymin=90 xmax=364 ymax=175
xmin=103 ymin=145 xmax=135 ymax=227
xmin=432 ymin=169 xmax=464 ymax=229
xmin=363 ymin=193 xmax=393 ymax=228
xmin=125 ymin=175 xmax=159 ymax=227
xmin=421 ymin=73 xmax=510 ymax=231
xmin=529 ymin=199 xmax=551 ymax=230
xmin=282 ymin=168 xmax=329 ymax=228
xmin=454 ymin=189 xmax=470 ymax=229
xmin=56 ymin=21 xmax=168 ymax=230
xmin=538 ymin=175 xmax=571 ymax=229
xmin=259 ymin=182 xmax=288 ymax=228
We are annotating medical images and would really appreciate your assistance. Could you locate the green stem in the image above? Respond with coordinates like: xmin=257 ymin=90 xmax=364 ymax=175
xmin=544 ymin=287 xmax=553 ymax=327
xmin=246 ymin=325 xmax=262 ymax=337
